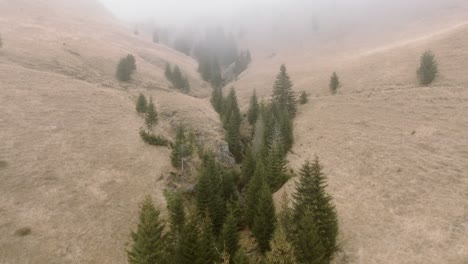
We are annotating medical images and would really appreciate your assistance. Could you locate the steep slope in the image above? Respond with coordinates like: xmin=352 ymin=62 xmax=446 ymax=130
xmin=0 ymin=1 xmax=224 ymax=264
xmin=232 ymin=10 xmax=468 ymax=264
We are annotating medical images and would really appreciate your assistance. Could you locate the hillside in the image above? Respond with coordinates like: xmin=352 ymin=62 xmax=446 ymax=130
xmin=1 ymin=0 xmax=468 ymax=264
xmin=0 ymin=1 xmax=225 ymax=263
xmin=230 ymin=5 xmax=468 ymax=264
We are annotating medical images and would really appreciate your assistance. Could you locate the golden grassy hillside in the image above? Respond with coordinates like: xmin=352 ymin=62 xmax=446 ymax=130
xmin=0 ymin=1 xmax=224 ymax=263
xmin=230 ymin=4 xmax=468 ymax=264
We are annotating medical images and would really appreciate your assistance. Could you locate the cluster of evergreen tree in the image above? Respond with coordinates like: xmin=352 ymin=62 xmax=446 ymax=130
xmin=116 ymin=54 xmax=136 ymax=82
xmin=136 ymin=94 xmax=170 ymax=147
xmin=128 ymin=64 xmax=339 ymax=264
xmin=165 ymin=63 xmax=190 ymax=93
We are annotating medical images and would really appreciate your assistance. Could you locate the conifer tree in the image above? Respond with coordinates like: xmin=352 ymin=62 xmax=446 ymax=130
xmin=292 ymin=158 xmax=338 ymax=263
xmin=166 ymin=191 xmax=185 ymax=233
xmin=196 ymin=217 xmax=219 ymax=264
xmin=136 ymin=93 xmax=148 ymax=114
xmin=417 ymin=50 xmax=438 ymax=86
xmin=248 ymin=89 xmax=259 ymax=125
xmin=272 ymin=64 xmax=297 ymax=117
xmin=117 ymin=54 xmax=137 ymax=82
xmin=171 ymin=126 xmax=193 ymax=171
xmin=145 ymin=98 xmax=158 ymax=131
xmin=252 ymin=114 xmax=265 ymax=155
xmin=233 ymin=249 xmax=250 ymax=264
xmin=253 ymin=180 xmax=276 ymax=253
xmin=266 ymin=227 xmax=297 ymax=264
xmin=292 ymin=209 xmax=325 ymax=264
xmin=220 ymin=207 xmax=240 ymax=260
xmin=265 ymin=131 xmax=289 ymax=191
xmin=224 ymin=88 xmax=243 ymax=162
xmin=299 ymin=91 xmax=308 ymax=105
xmin=127 ymin=196 xmax=167 ymax=264
xmin=177 ymin=217 xmax=201 ymax=264
xmin=240 ymin=147 xmax=256 ymax=190
xmin=245 ymin=161 xmax=266 ymax=227
xmin=211 ymin=86 xmax=224 ymax=114
xmin=329 ymin=72 xmax=340 ymax=95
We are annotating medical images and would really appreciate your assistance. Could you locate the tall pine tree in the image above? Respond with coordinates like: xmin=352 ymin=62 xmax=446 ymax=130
xmin=136 ymin=93 xmax=148 ymax=114
xmin=127 ymin=196 xmax=167 ymax=264
xmin=245 ymin=161 xmax=266 ymax=227
xmin=292 ymin=209 xmax=326 ymax=264
xmin=252 ymin=180 xmax=276 ymax=253
xmin=145 ymin=98 xmax=158 ymax=131
xmin=248 ymin=89 xmax=259 ymax=125
xmin=220 ymin=207 xmax=240 ymax=260
xmin=266 ymin=227 xmax=297 ymax=264
xmin=272 ymin=64 xmax=297 ymax=118
xmin=292 ymin=158 xmax=338 ymax=263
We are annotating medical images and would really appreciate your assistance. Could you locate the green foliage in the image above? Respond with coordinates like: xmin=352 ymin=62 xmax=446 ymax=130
xmin=248 ymin=89 xmax=259 ymax=125
xmin=266 ymin=227 xmax=297 ymax=264
xmin=195 ymin=154 xmax=226 ymax=234
xmin=292 ymin=209 xmax=326 ymax=264
xmin=252 ymin=180 xmax=277 ymax=253
xmin=166 ymin=192 xmax=185 ymax=233
xmin=329 ymin=72 xmax=340 ymax=95
xmin=139 ymin=129 xmax=170 ymax=147
xmin=211 ymin=86 xmax=224 ymax=114
xmin=136 ymin=93 xmax=148 ymax=114
xmin=145 ymin=98 xmax=158 ymax=131
xmin=224 ymin=88 xmax=243 ymax=163
xmin=234 ymin=49 xmax=252 ymax=77
xmin=417 ymin=50 xmax=438 ymax=85
xmin=220 ymin=207 xmax=240 ymax=260
xmin=292 ymin=158 xmax=339 ymax=263
xmin=171 ymin=126 xmax=194 ymax=170
xmin=299 ymin=91 xmax=308 ymax=105
xmin=177 ymin=217 xmax=201 ymax=264
xmin=116 ymin=54 xmax=136 ymax=82
xmin=127 ymin=196 xmax=167 ymax=264
xmin=197 ymin=217 xmax=220 ymax=264
xmin=245 ymin=161 xmax=266 ymax=227
xmin=0 ymin=34 xmax=3 ymax=48
xmin=233 ymin=248 xmax=250 ymax=264
xmin=240 ymin=148 xmax=256 ymax=190
xmin=265 ymin=133 xmax=289 ymax=192
xmin=252 ymin=114 xmax=265 ymax=155
xmin=272 ymin=64 xmax=297 ymax=118
xmin=165 ymin=63 xmax=190 ymax=93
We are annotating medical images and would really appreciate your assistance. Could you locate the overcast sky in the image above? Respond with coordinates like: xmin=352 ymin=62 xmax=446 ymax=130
xmin=98 ymin=0 xmax=286 ymax=23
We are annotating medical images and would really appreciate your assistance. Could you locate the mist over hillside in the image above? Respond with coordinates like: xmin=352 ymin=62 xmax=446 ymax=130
xmin=0 ymin=1 xmax=467 ymax=264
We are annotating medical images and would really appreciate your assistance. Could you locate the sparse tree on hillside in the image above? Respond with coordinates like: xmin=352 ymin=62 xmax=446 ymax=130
xmin=329 ymin=72 xmax=340 ymax=95
xmin=299 ymin=91 xmax=308 ymax=105
xmin=417 ymin=50 xmax=438 ymax=86
xmin=292 ymin=209 xmax=325 ymax=264
xmin=116 ymin=54 xmax=136 ymax=82
xmin=171 ymin=126 xmax=194 ymax=171
xmin=248 ymin=89 xmax=259 ymax=125
xmin=273 ymin=64 xmax=297 ymax=118
xmin=211 ymin=86 xmax=224 ymax=114
xmin=136 ymin=93 xmax=148 ymax=114
xmin=127 ymin=196 xmax=167 ymax=264
xmin=145 ymin=98 xmax=158 ymax=131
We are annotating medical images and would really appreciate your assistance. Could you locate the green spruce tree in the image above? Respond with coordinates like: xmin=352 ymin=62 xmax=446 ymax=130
xmin=329 ymin=72 xmax=340 ymax=95
xmin=127 ymin=196 xmax=167 ymax=264
xmin=292 ymin=158 xmax=339 ymax=263
xmin=299 ymin=91 xmax=308 ymax=105
xmin=136 ymin=93 xmax=148 ymax=114
xmin=171 ymin=126 xmax=193 ymax=171
xmin=272 ymin=64 xmax=297 ymax=117
xmin=292 ymin=209 xmax=325 ymax=264
xmin=248 ymin=89 xmax=259 ymax=125
xmin=252 ymin=180 xmax=277 ymax=253
xmin=166 ymin=191 xmax=185 ymax=233
xmin=417 ymin=50 xmax=438 ymax=86
xmin=220 ymin=207 xmax=240 ymax=260
xmin=196 ymin=217 xmax=219 ymax=264
xmin=145 ymin=98 xmax=158 ymax=131
xmin=211 ymin=86 xmax=224 ymax=114
xmin=240 ymin=147 xmax=256 ymax=190
xmin=224 ymin=88 xmax=243 ymax=163
xmin=245 ymin=161 xmax=266 ymax=227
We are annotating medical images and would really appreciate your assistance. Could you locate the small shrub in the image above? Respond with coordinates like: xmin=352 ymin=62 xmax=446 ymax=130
xmin=15 ymin=227 xmax=31 ymax=237
xmin=299 ymin=91 xmax=308 ymax=104
xmin=116 ymin=54 xmax=136 ymax=82
xmin=329 ymin=72 xmax=340 ymax=95
xmin=139 ymin=129 xmax=171 ymax=147
xmin=417 ymin=50 xmax=438 ymax=86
